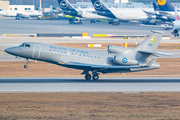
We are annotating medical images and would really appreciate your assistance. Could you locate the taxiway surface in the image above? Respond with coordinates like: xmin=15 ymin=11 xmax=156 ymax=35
xmin=0 ymin=77 xmax=180 ymax=93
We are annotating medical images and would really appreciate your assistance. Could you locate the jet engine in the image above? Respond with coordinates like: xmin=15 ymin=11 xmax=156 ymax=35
xmin=113 ymin=55 xmax=138 ymax=66
xmin=107 ymin=45 xmax=131 ymax=54
xmin=171 ymin=29 xmax=179 ymax=35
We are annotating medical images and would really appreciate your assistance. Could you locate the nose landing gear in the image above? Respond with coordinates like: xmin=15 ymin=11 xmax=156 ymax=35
xmin=24 ymin=58 xmax=29 ymax=69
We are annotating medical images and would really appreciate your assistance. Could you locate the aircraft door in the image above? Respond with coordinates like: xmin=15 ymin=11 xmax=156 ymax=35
xmin=32 ymin=45 xmax=41 ymax=59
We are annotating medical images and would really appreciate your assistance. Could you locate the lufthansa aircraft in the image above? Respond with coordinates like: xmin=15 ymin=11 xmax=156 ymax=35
xmin=5 ymin=31 xmax=171 ymax=80
xmin=57 ymin=0 xmax=112 ymax=24
xmin=0 ymin=9 xmax=43 ymax=20
xmin=91 ymin=0 xmax=154 ymax=24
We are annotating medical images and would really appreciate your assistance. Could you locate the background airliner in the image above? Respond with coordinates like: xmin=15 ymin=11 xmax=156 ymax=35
xmin=57 ymin=0 xmax=113 ymax=24
xmin=91 ymin=0 xmax=155 ymax=24
xmin=141 ymin=3 xmax=180 ymax=37
xmin=4 ymin=30 xmax=171 ymax=80
xmin=0 ymin=9 xmax=43 ymax=20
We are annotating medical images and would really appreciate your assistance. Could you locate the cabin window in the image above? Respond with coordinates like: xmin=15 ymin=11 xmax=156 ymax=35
xmin=25 ymin=8 xmax=27 ymax=10
xmin=57 ymin=50 xmax=59 ymax=53
xmin=87 ymin=55 xmax=89 ymax=58
xmin=14 ymin=8 xmax=17 ymax=10
xmin=71 ymin=53 xmax=74 ymax=56
xmin=28 ymin=8 xmax=31 ymax=10
xmin=90 ymin=56 xmax=93 ymax=59
xmin=83 ymin=55 xmax=85 ymax=57
xmin=64 ymin=51 xmax=67 ymax=54
xmin=79 ymin=54 xmax=81 ymax=56
xmin=75 ymin=53 xmax=78 ymax=56
xmin=49 ymin=49 xmax=52 ymax=52
xmin=53 ymin=50 xmax=56 ymax=53
xmin=94 ymin=56 xmax=96 ymax=59
xmin=61 ymin=51 xmax=63 ymax=54
xmin=98 ymin=57 xmax=100 ymax=60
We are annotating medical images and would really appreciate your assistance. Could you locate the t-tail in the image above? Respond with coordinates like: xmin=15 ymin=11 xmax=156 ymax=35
xmin=156 ymin=0 xmax=174 ymax=11
xmin=91 ymin=0 xmax=117 ymax=19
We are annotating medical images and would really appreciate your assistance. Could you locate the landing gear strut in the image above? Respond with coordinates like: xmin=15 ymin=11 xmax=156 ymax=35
xmin=24 ymin=58 xmax=29 ymax=68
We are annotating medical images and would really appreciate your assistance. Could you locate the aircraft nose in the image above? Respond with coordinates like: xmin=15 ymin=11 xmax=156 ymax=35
xmin=4 ymin=48 xmax=11 ymax=53
xmin=4 ymin=47 xmax=16 ymax=55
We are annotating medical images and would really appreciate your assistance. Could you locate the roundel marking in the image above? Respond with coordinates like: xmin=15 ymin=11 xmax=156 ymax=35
xmin=122 ymin=58 xmax=128 ymax=64
xmin=149 ymin=37 xmax=156 ymax=43
xmin=157 ymin=0 xmax=166 ymax=6
xmin=60 ymin=0 xmax=68 ymax=9
xmin=94 ymin=1 xmax=102 ymax=9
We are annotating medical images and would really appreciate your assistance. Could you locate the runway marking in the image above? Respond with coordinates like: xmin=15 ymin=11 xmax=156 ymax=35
xmin=0 ymin=52 xmax=3 ymax=55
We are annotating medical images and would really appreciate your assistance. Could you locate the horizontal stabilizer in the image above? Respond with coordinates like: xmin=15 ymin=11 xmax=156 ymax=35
xmin=66 ymin=62 xmax=142 ymax=69
xmin=138 ymin=50 xmax=172 ymax=56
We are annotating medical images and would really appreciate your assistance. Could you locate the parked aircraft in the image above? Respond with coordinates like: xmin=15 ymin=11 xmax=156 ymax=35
xmin=57 ymin=0 xmax=113 ymax=24
xmin=144 ymin=0 xmax=180 ymax=22
xmin=141 ymin=4 xmax=180 ymax=37
xmin=91 ymin=0 xmax=155 ymax=24
xmin=0 ymin=9 xmax=43 ymax=20
xmin=4 ymin=30 xmax=171 ymax=80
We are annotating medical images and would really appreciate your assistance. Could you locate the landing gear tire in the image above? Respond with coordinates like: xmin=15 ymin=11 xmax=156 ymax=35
xmin=93 ymin=75 xmax=99 ymax=80
xmin=85 ymin=74 xmax=91 ymax=80
xmin=24 ymin=65 xmax=28 ymax=68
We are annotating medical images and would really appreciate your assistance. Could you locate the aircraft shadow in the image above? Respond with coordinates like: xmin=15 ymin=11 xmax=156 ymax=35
xmin=0 ymin=78 xmax=180 ymax=83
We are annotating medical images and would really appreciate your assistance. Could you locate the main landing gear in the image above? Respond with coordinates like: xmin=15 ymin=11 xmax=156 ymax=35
xmin=24 ymin=58 xmax=29 ymax=68
xmin=84 ymin=73 xmax=99 ymax=80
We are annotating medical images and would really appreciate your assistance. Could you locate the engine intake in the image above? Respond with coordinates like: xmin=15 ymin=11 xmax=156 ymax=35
xmin=171 ymin=29 xmax=179 ymax=35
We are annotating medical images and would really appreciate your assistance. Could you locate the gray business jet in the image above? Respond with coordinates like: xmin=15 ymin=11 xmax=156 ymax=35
xmin=4 ymin=30 xmax=171 ymax=80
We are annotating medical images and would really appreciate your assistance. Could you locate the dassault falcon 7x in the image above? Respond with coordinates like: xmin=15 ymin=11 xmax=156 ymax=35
xmin=4 ymin=31 xmax=171 ymax=80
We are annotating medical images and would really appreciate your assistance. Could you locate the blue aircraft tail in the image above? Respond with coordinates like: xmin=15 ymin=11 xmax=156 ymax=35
xmin=0 ymin=9 xmax=2 ymax=11
xmin=91 ymin=0 xmax=117 ymax=19
xmin=156 ymin=0 xmax=174 ymax=11
xmin=153 ymin=2 xmax=159 ymax=11
xmin=57 ymin=0 xmax=76 ymax=12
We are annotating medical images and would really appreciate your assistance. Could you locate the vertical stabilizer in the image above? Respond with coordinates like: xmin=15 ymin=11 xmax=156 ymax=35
xmin=91 ymin=0 xmax=117 ymax=19
xmin=174 ymin=3 xmax=180 ymax=21
xmin=156 ymin=0 xmax=174 ymax=11
xmin=57 ymin=0 xmax=76 ymax=11
xmin=135 ymin=30 xmax=164 ymax=52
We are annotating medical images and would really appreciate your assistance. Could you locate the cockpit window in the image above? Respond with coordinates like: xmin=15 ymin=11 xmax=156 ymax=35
xmin=19 ymin=43 xmax=30 ymax=47
xmin=19 ymin=43 xmax=25 ymax=47
xmin=25 ymin=44 xmax=30 ymax=47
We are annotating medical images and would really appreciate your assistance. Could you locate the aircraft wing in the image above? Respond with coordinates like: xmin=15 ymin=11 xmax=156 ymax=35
xmin=139 ymin=24 xmax=173 ymax=29
xmin=66 ymin=62 xmax=142 ymax=69
xmin=17 ymin=13 xmax=30 ymax=18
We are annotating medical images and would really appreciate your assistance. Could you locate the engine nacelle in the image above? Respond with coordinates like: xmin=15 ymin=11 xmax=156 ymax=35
xmin=107 ymin=45 xmax=131 ymax=54
xmin=113 ymin=55 xmax=138 ymax=66
xmin=171 ymin=29 xmax=179 ymax=35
